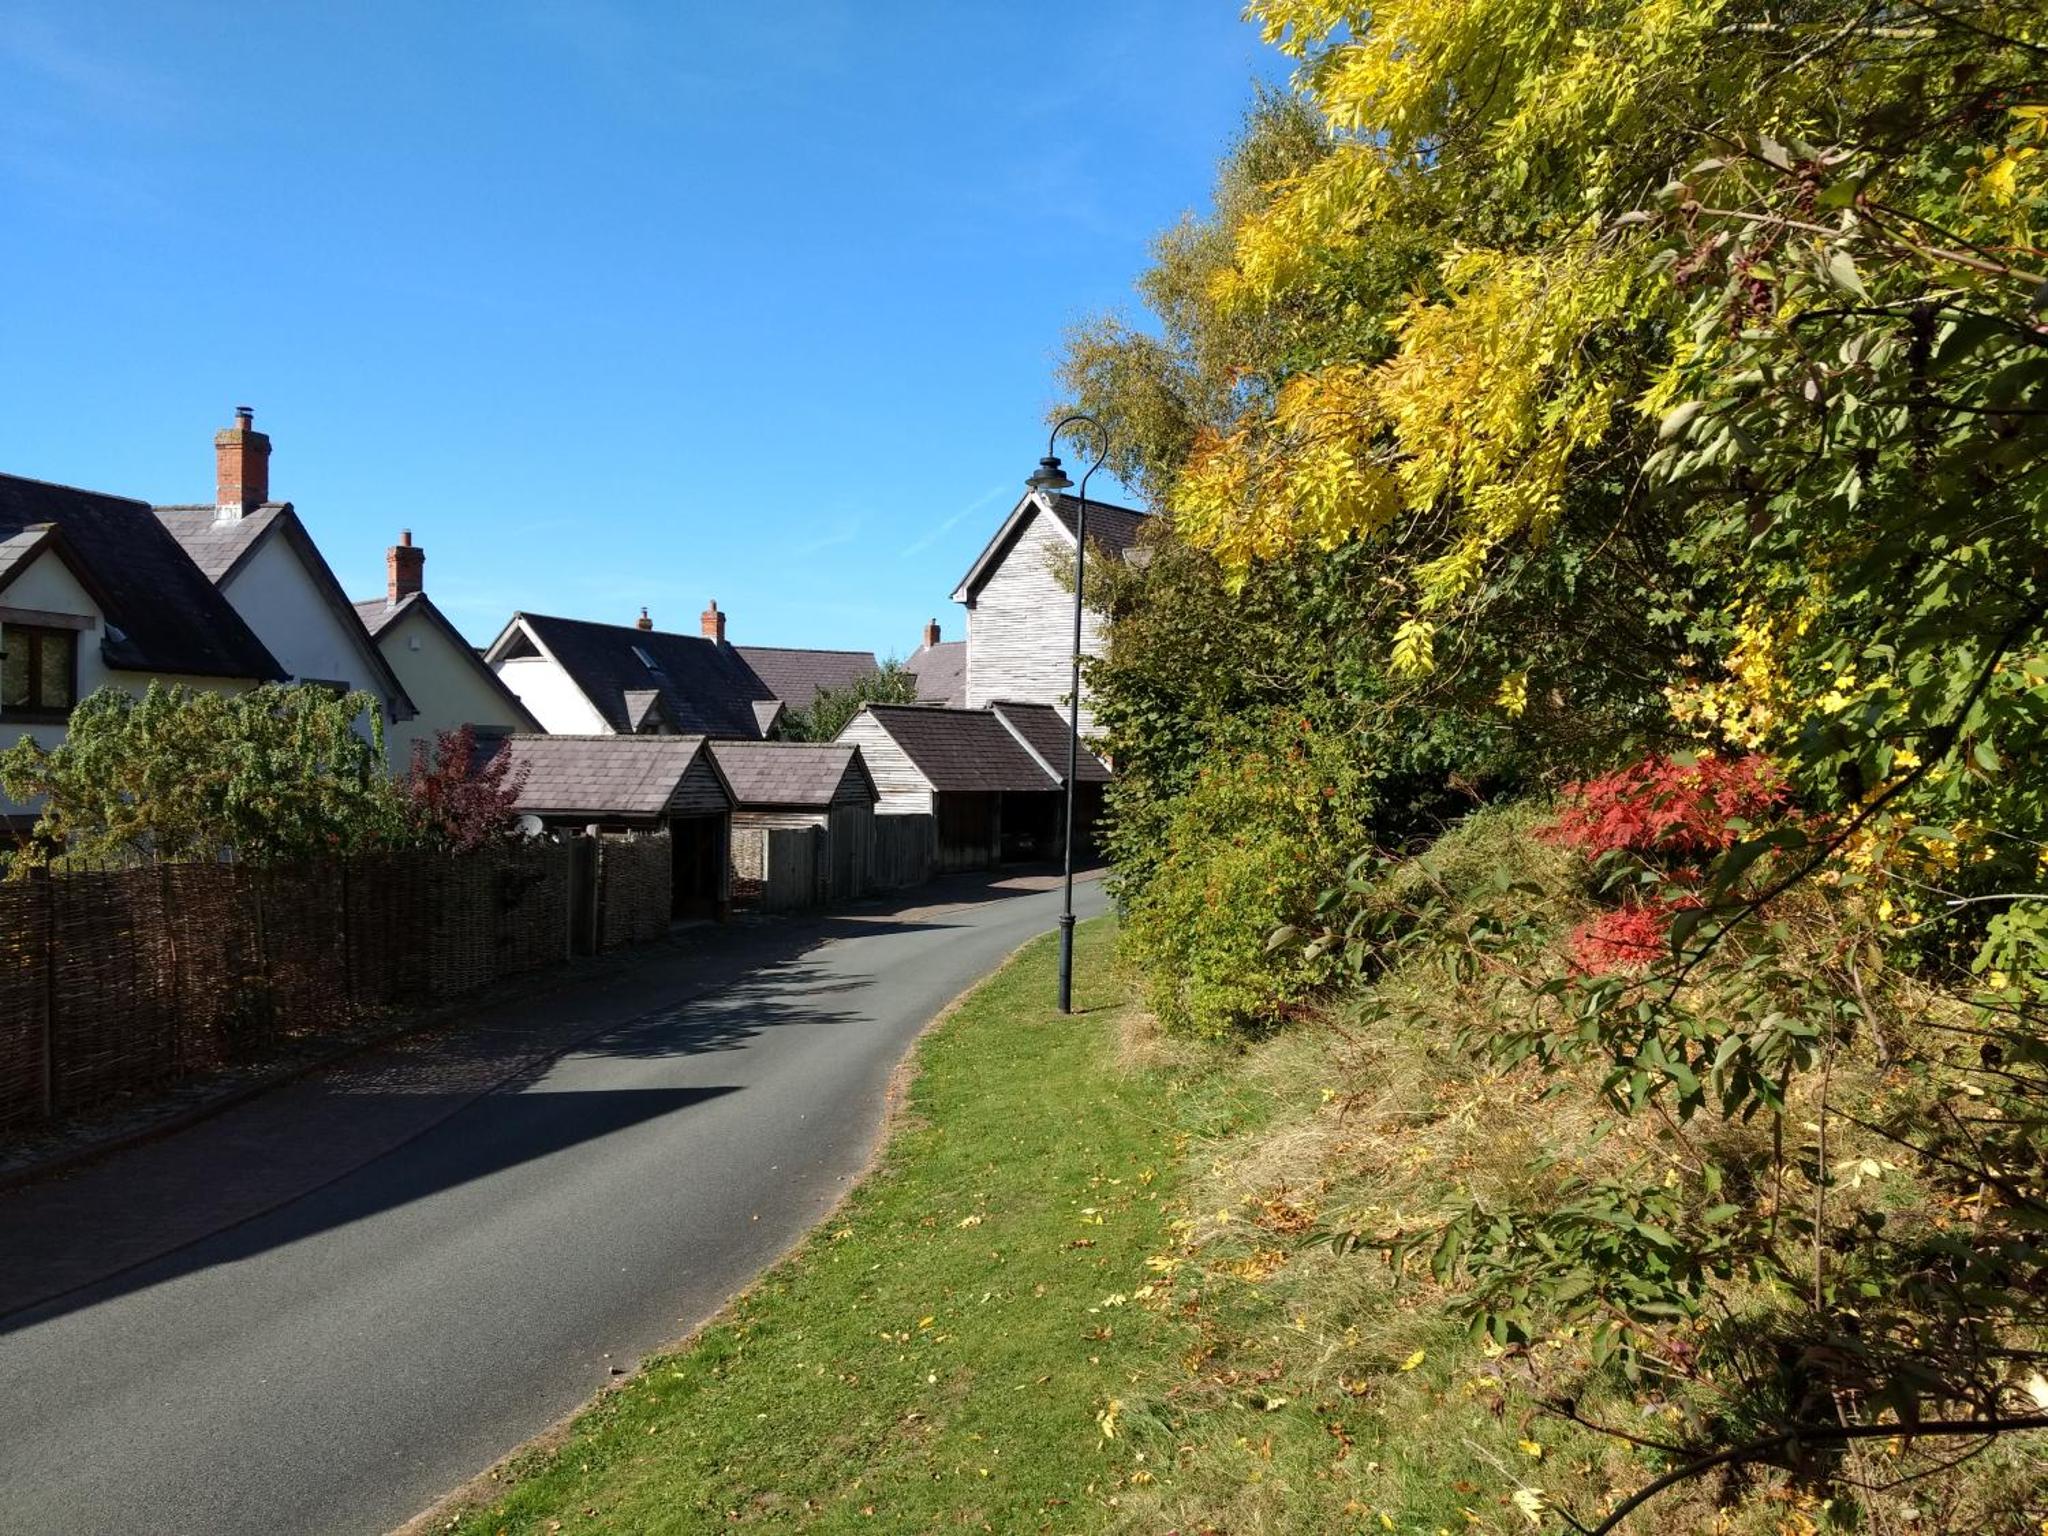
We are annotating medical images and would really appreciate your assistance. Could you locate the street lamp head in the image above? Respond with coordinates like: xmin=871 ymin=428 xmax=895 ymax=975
xmin=1026 ymin=455 xmax=1073 ymax=496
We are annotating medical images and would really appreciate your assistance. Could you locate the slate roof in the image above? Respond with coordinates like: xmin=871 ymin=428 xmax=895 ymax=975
xmin=908 ymin=639 xmax=966 ymax=708
xmin=498 ymin=734 xmax=715 ymax=818
xmin=351 ymin=593 xmax=411 ymax=638
xmin=991 ymin=700 xmax=1112 ymax=784
xmin=852 ymin=704 xmax=1058 ymax=794
xmin=709 ymin=741 xmax=877 ymax=809
xmin=734 ymin=645 xmax=879 ymax=703
xmin=0 ymin=474 xmax=285 ymax=680
xmin=152 ymin=503 xmax=287 ymax=582
xmin=1041 ymin=493 xmax=1151 ymax=562
xmin=494 ymin=613 xmax=779 ymax=737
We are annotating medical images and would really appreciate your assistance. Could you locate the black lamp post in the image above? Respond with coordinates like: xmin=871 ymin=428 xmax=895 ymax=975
xmin=1025 ymin=414 xmax=1107 ymax=1015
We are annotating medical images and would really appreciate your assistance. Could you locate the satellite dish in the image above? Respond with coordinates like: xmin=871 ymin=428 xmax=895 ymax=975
xmin=516 ymin=814 xmax=546 ymax=839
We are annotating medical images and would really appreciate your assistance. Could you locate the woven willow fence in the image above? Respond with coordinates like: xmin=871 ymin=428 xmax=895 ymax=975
xmin=0 ymin=834 xmax=673 ymax=1135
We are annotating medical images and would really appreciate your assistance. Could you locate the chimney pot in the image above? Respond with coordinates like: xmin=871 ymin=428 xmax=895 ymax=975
xmin=214 ymin=406 xmax=271 ymax=519
xmin=700 ymin=599 xmax=725 ymax=643
xmin=636 ymin=607 xmax=654 ymax=632
xmin=922 ymin=618 xmax=941 ymax=650
xmin=387 ymin=530 xmax=425 ymax=604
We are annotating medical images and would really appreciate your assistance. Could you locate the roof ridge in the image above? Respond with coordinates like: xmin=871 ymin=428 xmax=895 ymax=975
xmin=506 ymin=732 xmax=706 ymax=743
xmin=0 ymin=469 xmax=152 ymax=508
xmin=734 ymin=643 xmax=878 ymax=656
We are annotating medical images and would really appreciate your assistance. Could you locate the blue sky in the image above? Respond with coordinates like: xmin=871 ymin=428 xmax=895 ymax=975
xmin=0 ymin=3 xmax=1280 ymax=655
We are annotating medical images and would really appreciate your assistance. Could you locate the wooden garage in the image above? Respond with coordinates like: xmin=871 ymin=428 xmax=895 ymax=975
xmin=496 ymin=734 xmax=735 ymax=920
xmin=835 ymin=703 xmax=1110 ymax=875
xmin=708 ymin=741 xmax=880 ymax=910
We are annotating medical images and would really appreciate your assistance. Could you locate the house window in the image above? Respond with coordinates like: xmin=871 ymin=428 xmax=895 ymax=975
xmin=1 ymin=625 xmax=78 ymax=720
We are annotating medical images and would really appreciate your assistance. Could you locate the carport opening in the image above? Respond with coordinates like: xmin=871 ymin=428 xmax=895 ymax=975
xmin=671 ymin=815 xmax=724 ymax=920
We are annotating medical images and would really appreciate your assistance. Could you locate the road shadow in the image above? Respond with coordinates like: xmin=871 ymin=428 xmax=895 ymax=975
xmin=0 ymin=940 xmax=878 ymax=1331
xmin=0 ymin=1084 xmax=741 ymax=1338
xmin=0 ymin=863 xmax=1093 ymax=1334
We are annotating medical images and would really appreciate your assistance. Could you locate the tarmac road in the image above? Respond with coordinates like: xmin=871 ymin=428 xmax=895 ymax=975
xmin=0 ymin=873 xmax=1108 ymax=1535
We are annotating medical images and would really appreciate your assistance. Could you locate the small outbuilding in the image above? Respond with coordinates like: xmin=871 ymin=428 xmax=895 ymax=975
xmin=835 ymin=703 xmax=1110 ymax=874
xmin=709 ymin=740 xmax=879 ymax=909
xmin=496 ymin=734 xmax=735 ymax=920
xmin=983 ymin=700 xmax=1113 ymax=859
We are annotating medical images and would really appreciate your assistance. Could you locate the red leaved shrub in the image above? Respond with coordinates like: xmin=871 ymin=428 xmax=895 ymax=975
xmin=400 ymin=726 xmax=529 ymax=853
xmin=1568 ymin=897 xmax=1701 ymax=973
xmin=1545 ymin=754 xmax=1786 ymax=862
xmin=1548 ymin=754 xmax=1786 ymax=974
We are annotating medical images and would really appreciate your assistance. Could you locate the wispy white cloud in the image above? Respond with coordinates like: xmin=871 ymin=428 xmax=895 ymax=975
xmin=900 ymin=482 xmax=1009 ymax=558
xmin=792 ymin=512 xmax=863 ymax=558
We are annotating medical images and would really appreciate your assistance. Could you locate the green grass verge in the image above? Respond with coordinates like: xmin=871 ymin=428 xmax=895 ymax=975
xmin=447 ymin=915 xmax=1186 ymax=1534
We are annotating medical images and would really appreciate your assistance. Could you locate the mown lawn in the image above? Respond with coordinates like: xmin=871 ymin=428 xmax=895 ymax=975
xmin=446 ymin=915 xmax=1190 ymax=1534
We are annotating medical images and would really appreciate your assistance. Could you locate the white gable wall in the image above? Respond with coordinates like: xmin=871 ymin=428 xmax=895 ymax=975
xmin=494 ymin=653 xmax=612 ymax=735
xmin=374 ymin=605 xmax=536 ymax=767
xmin=963 ymin=510 xmax=1106 ymax=736
xmin=221 ymin=533 xmax=391 ymax=713
xmin=835 ymin=712 xmax=935 ymax=815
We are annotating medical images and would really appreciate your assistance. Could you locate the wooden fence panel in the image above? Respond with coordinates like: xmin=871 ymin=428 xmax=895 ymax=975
xmin=868 ymin=814 xmax=934 ymax=891
xmin=755 ymin=827 xmax=820 ymax=912
xmin=0 ymin=883 xmax=51 ymax=1133
xmin=0 ymin=839 xmax=587 ymax=1137
xmin=596 ymin=831 xmax=671 ymax=951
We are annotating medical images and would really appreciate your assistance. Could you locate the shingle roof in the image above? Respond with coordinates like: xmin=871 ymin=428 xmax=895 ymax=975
xmin=709 ymin=741 xmax=876 ymax=808
xmin=1040 ymin=493 xmax=1150 ymax=562
xmin=501 ymin=613 xmax=779 ymax=737
xmin=908 ymin=639 xmax=966 ymax=708
xmin=991 ymin=701 xmax=1112 ymax=784
xmin=852 ymin=704 xmax=1058 ymax=794
xmin=734 ymin=645 xmax=879 ymax=703
xmin=0 ymin=474 xmax=284 ymax=680
xmin=498 ymin=734 xmax=714 ymax=818
xmin=152 ymin=503 xmax=286 ymax=582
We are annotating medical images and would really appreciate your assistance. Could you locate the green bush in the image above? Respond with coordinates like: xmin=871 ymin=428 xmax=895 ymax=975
xmin=1119 ymin=711 xmax=1372 ymax=1037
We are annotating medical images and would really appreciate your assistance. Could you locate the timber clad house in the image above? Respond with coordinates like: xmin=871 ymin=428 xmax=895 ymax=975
xmin=949 ymin=489 xmax=1149 ymax=736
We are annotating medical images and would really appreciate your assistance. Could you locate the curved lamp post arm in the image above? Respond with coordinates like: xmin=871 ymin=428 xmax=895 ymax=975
xmin=1033 ymin=414 xmax=1108 ymax=1015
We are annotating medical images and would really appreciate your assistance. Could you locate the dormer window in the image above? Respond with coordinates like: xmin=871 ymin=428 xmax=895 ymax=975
xmin=1 ymin=624 xmax=78 ymax=721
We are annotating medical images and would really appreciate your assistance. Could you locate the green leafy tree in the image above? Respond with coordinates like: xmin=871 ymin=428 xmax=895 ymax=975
xmin=0 ymin=682 xmax=400 ymax=870
xmin=778 ymin=660 xmax=920 ymax=742
xmin=1073 ymin=0 xmax=2048 ymax=1519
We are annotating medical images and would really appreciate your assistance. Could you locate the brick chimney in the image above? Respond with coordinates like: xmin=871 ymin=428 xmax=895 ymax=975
xmin=921 ymin=618 xmax=941 ymax=650
xmin=636 ymin=607 xmax=654 ymax=631
xmin=700 ymin=599 xmax=725 ymax=643
xmin=387 ymin=529 xmax=424 ymax=604
xmin=214 ymin=406 xmax=270 ymax=521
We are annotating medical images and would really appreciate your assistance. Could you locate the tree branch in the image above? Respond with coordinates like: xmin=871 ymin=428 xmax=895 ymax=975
xmin=1583 ymin=1416 xmax=2048 ymax=1534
